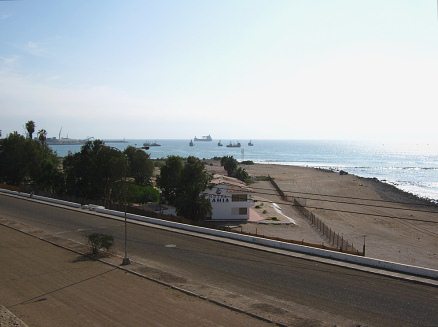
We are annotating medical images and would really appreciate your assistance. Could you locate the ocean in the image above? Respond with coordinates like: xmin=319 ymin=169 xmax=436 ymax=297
xmin=49 ymin=139 xmax=438 ymax=202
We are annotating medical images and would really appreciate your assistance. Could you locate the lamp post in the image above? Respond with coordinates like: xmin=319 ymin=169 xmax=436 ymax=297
xmin=158 ymin=189 xmax=163 ymax=217
xmin=363 ymin=235 xmax=366 ymax=256
xmin=121 ymin=205 xmax=130 ymax=265
xmin=121 ymin=155 xmax=130 ymax=266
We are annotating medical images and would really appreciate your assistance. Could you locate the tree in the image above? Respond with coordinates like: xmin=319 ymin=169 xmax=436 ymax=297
xmin=25 ymin=120 xmax=35 ymax=139
xmin=220 ymin=156 xmax=238 ymax=176
xmin=0 ymin=131 xmax=60 ymax=191
xmin=37 ymin=129 xmax=47 ymax=143
xmin=29 ymin=140 xmax=62 ymax=193
xmin=156 ymin=156 xmax=184 ymax=204
xmin=174 ymin=156 xmax=212 ymax=221
xmin=220 ymin=156 xmax=249 ymax=183
xmin=234 ymin=167 xmax=250 ymax=183
xmin=124 ymin=146 xmax=154 ymax=185
xmin=0 ymin=132 xmax=33 ymax=185
xmin=63 ymin=140 xmax=128 ymax=204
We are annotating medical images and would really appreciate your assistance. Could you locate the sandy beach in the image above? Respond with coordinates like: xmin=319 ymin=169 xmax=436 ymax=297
xmin=206 ymin=161 xmax=438 ymax=270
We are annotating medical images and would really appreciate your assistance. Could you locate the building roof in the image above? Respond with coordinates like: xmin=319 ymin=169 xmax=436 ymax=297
xmin=209 ymin=174 xmax=252 ymax=193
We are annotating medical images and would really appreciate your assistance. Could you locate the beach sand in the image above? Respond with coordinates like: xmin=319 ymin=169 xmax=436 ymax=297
xmin=206 ymin=161 xmax=438 ymax=270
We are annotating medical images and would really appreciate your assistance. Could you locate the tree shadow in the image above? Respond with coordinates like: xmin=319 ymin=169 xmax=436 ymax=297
xmin=71 ymin=252 xmax=111 ymax=263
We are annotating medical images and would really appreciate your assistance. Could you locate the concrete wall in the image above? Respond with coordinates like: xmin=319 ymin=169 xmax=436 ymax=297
xmin=1 ymin=188 xmax=437 ymax=280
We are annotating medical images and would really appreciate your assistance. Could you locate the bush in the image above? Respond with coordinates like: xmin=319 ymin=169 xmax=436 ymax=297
xmin=126 ymin=184 xmax=160 ymax=203
xmin=234 ymin=167 xmax=250 ymax=183
xmin=88 ymin=233 xmax=114 ymax=255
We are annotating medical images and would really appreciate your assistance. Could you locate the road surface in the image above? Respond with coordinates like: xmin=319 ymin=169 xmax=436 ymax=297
xmin=1 ymin=194 xmax=437 ymax=326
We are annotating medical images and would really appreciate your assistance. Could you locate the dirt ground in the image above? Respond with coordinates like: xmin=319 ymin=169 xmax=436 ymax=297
xmin=0 ymin=225 xmax=270 ymax=327
xmin=206 ymin=161 xmax=438 ymax=270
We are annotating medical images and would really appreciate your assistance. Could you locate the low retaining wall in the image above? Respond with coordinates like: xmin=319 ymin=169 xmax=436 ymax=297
xmin=1 ymin=188 xmax=437 ymax=280
xmin=0 ymin=189 xmax=81 ymax=209
xmin=95 ymin=207 xmax=438 ymax=280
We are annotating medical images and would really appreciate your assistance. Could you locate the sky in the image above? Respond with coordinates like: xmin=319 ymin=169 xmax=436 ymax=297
xmin=0 ymin=0 xmax=437 ymax=140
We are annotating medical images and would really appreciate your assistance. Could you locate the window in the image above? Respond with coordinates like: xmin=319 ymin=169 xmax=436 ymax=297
xmin=239 ymin=207 xmax=247 ymax=215
xmin=231 ymin=194 xmax=247 ymax=202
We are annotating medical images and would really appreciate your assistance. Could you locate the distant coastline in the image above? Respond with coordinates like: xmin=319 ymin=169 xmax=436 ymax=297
xmin=49 ymin=139 xmax=438 ymax=202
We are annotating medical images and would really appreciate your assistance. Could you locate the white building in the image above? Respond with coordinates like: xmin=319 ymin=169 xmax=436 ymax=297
xmin=203 ymin=174 xmax=254 ymax=221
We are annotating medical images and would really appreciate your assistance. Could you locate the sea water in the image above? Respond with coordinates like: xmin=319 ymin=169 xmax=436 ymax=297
xmin=49 ymin=139 xmax=438 ymax=202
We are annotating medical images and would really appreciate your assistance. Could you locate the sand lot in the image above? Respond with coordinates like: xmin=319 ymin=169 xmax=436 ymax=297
xmin=0 ymin=225 xmax=270 ymax=327
xmin=207 ymin=161 xmax=438 ymax=270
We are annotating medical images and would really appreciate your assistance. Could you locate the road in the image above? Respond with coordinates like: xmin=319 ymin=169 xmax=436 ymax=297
xmin=1 ymin=194 xmax=438 ymax=326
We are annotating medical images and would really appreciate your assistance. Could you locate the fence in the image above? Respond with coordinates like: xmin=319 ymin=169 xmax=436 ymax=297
xmin=269 ymin=178 xmax=363 ymax=255
xmin=218 ymin=225 xmax=360 ymax=254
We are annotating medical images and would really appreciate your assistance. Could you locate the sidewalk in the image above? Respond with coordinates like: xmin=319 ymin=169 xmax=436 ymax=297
xmin=0 ymin=225 xmax=270 ymax=327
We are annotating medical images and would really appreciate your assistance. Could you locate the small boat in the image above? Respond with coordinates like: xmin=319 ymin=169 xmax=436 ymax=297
xmin=189 ymin=139 xmax=194 ymax=146
xmin=218 ymin=140 xmax=223 ymax=146
xmin=141 ymin=145 xmax=150 ymax=150
xmin=143 ymin=141 xmax=161 ymax=147
xmin=248 ymin=140 xmax=254 ymax=146
xmin=226 ymin=141 xmax=241 ymax=148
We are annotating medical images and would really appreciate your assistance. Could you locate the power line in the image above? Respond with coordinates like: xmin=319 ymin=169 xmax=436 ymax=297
xmin=229 ymin=183 xmax=438 ymax=207
xmin=223 ymin=187 xmax=438 ymax=215
xmin=205 ymin=192 xmax=438 ymax=224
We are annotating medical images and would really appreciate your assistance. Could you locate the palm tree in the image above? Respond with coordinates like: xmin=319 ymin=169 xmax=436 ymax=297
xmin=25 ymin=120 xmax=35 ymax=139
xmin=37 ymin=129 xmax=47 ymax=143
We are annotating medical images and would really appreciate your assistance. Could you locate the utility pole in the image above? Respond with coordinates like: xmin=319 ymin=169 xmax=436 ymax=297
xmin=363 ymin=235 xmax=366 ymax=256
xmin=121 ymin=158 xmax=130 ymax=266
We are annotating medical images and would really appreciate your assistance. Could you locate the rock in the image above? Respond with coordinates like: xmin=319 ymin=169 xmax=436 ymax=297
xmin=339 ymin=170 xmax=348 ymax=175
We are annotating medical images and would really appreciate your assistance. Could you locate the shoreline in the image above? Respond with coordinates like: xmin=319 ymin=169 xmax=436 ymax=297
xmin=239 ymin=162 xmax=438 ymax=269
xmin=248 ymin=161 xmax=438 ymax=205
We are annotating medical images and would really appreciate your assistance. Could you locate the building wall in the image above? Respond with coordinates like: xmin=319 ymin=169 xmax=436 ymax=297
xmin=204 ymin=185 xmax=253 ymax=221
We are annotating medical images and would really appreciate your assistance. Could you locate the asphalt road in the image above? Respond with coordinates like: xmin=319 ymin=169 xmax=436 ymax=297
xmin=1 ymin=194 xmax=438 ymax=326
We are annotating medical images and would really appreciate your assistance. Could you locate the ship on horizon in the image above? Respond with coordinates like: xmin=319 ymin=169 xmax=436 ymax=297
xmin=194 ymin=134 xmax=212 ymax=142
xmin=226 ymin=141 xmax=241 ymax=148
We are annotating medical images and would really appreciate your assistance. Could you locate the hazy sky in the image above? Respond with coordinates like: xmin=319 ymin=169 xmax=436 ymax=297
xmin=1 ymin=1 xmax=437 ymax=140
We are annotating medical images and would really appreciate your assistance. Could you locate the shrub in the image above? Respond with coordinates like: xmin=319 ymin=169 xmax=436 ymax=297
xmin=127 ymin=184 xmax=160 ymax=203
xmin=88 ymin=233 xmax=114 ymax=255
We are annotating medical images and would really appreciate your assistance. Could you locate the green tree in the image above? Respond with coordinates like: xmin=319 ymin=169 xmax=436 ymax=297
xmin=63 ymin=140 xmax=128 ymax=204
xmin=124 ymin=146 xmax=154 ymax=185
xmin=0 ymin=131 xmax=60 ymax=192
xmin=234 ymin=167 xmax=250 ymax=183
xmin=156 ymin=155 xmax=184 ymax=204
xmin=220 ymin=156 xmax=238 ymax=176
xmin=0 ymin=132 xmax=33 ymax=185
xmin=25 ymin=120 xmax=35 ymax=139
xmin=29 ymin=140 xmax=62 ymax=193
xmin=175 ymin=156 xmax=212 ymax=221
